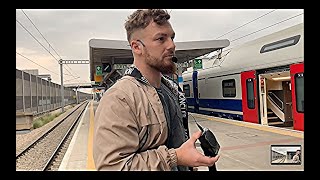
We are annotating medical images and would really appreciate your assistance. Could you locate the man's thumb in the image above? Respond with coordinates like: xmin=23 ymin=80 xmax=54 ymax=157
xmin=191 ymin=131 xmax=202 ymax=142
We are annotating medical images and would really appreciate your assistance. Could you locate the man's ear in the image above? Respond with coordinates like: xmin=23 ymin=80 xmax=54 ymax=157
xmin=131 ymin=40 xmax=142 ymax=54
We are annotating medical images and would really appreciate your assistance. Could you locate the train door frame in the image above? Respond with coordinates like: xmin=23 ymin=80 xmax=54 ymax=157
xmin=258 ymin=72 xmax=291 ymax=126
xmin=290 ymin=63 xmax=304 ymax=131
xmin=256 ymin=65 xmax=295 ymax=128
xmin=258 ymin=75 xmax=268 ymax=125
xmin=192 ymin=71 xmax=199 ymax=113
xmin=240 ymin=70 xmax=259 ymax=124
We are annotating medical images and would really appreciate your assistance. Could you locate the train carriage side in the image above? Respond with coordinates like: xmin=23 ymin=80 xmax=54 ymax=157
xmin=240 ymin=23 xmax=304 ymax=130
xmin=197 ymin=70 xmax=243 ymax=120
xmin=183 ymin=23 xmax=304 ymax=131
xmin=183 ymin=72 xmax=195 ymax=112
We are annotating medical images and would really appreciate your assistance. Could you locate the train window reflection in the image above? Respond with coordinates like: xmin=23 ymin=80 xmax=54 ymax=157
xmin=183 ymin=84 xmax=190 ymax=97
xmin=222 ymin=79 xmax=236 ymax=97
xmin=295 ymin=73 xmax=304 ymax=113
xmin=246 ymin=78 xmax=255 ymax=109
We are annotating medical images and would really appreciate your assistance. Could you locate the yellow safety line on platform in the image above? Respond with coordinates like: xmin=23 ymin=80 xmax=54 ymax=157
xmin=191 ymin=113 xmax=303 ymax=139
xmin=87 ymin=101 xmax=96 ymax=170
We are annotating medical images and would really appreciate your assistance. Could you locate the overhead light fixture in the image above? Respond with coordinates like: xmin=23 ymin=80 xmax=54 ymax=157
xmin=272 ymin=76 xmax=291 ymax=81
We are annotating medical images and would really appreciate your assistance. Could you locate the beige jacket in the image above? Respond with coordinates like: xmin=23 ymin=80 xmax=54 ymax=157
xmin=93 ymin=76 xmax=177 ymax=170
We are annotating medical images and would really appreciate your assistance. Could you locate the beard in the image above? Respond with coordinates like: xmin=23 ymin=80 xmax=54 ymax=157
xmin=145 ymin=51 xmax=177 ymax=75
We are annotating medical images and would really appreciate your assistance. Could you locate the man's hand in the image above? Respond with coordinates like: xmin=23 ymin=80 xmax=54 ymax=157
xmin=175 ymin=131 xmax=220 ymax=167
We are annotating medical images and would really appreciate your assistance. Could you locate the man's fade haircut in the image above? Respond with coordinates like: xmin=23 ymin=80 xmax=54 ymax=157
xmin=125 ymin=9 xmax=170 ymax=43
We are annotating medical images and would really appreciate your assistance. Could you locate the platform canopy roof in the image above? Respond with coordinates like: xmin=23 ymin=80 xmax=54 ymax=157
xmin=89 ymin=39 xmax=230 ymax=81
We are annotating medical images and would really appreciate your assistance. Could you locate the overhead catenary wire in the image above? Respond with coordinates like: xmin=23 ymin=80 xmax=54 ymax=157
xmin=200 ymin=9 xmax=277 ymax=60
xmin=21 ymin=9 xmax=82 ymax=82
xmin=208 ymin=12 xmax=303 ymax=68
xmin=204 ymin=11 xmax=303 ymax=61
xmin=219 ymin=12 xmax=304 ymax=54
xmin=16 ymin=52 xmax=59 ymax=76
xmin=215 ymin=9 xmax=277 ymax=40
xmin=21 ymin=9 xmax=62 ymax=60
xmin=17 ymin=11 xmax=84 ymax=83
xmin=16 ymin=19 xmax=75 ymax=78
xmin=16 ymin=52 xmax=79 ymax=82
xmin=229 ymin=13 xmax=303 ymax=43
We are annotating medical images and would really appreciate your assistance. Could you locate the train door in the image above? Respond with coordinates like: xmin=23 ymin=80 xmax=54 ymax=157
xmin=258 ymin=75 xmax=268 ymax=125
xmin=192 ymin=71 xmax=199 ymax=113
xmin=241 ymin=70 xmax=259 ymax=123
xmin=290 ymin=63 xmax=304 ymax=131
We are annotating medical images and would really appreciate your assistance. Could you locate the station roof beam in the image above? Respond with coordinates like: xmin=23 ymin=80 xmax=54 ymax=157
xmin=89 ymin=39 xmax=230 ymax=82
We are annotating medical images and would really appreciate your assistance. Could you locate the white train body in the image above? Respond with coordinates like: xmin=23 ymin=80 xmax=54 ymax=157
xmin=183 ymin=23 xmax=304 ymax=131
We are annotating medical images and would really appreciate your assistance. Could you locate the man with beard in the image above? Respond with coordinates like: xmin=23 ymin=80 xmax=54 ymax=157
xmin=292 ymin=149 xmax=301 ymax=164
xmin=93 ymin=9 xmax=219 ymax=171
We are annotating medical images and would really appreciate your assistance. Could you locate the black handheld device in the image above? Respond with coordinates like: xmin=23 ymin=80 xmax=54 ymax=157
xmin=197 ymin=124 xmax=220 ymax=157
xmin=195 ymin=119 xmax=220 ymax=171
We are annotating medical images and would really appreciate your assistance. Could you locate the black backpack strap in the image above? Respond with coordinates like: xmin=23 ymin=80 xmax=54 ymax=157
xmin=123 ymin=66 xmax=150 ymax=85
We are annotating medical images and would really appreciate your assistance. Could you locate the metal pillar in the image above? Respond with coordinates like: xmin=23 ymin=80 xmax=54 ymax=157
xmin=36 ymin=76 xmax=39 ymax=113
xmin=22 ymin=71 xmax=25 ymax=112
xmin=177 ymin=66 xmax=183 ymax=90
xmin=59 ymin=59 xmax=89 ymax=112
xmin=76 ymin=86 xmax=79 ymax=104
xmin=59 ymin=59 xmax=65 ymax=113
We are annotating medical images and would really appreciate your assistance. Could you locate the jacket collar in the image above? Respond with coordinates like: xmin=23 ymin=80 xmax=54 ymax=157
xmin=123 ymin=64 xmax=179 ymax=96
xmin=123 ymin=65 xmax=150 ymax=85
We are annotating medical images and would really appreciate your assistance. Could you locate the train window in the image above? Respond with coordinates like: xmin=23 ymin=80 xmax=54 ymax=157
xmin=222 ymin=79 xmax=236 ymax=97
xmin=294 ymin=73 xmax=304 ymax=113
xmin=183 ymin=84 xmax=190 ymax=97
xmin=260 ymin=35 xmax=300 ymax=53
xmin=246 ymin=78 xmax=255 ymax=109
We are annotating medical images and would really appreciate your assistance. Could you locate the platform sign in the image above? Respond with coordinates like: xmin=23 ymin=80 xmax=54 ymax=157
xmin=103 ymin=63 xmax=111 ymax=73
xmin=194 ymin=59 xmax=202 ymax=69
xmin=96 ymin=65 xmax=102 ymax=76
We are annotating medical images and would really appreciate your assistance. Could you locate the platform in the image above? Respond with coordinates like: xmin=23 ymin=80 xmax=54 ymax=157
xmin=59 ymin=100 xmax=304 ymax=171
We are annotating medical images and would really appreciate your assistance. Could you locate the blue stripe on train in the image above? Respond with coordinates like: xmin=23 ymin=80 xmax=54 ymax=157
xmin=187 ymin=98 xmax=242 ymax=111
xmin=186 ymin=98 xmax=243 ymax=120
xmin=186 ymin=98 xmax=196 ymax=106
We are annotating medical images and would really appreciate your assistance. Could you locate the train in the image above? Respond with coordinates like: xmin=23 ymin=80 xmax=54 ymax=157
xmin=182 ymin=23 xmax=304 ymax=131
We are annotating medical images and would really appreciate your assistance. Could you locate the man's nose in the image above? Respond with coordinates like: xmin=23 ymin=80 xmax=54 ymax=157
xmin=167 ymin=38 xmax=176 ymax=51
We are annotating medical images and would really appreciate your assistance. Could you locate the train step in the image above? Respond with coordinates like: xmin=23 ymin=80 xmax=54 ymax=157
xmin=268 ymin=121 xmax=293 ymax=127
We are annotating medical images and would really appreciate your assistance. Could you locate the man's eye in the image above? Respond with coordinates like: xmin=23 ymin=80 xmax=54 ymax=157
xmin=157 ymin=37 xmax=164 ymax=41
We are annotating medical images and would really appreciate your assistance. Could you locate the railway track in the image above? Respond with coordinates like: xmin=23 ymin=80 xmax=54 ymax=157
xmin=16 ymin=101 xmax=89 ymax=171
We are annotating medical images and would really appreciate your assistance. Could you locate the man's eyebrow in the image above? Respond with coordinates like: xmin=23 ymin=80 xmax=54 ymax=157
xmin=154 ymin=33 xmax=167 ymax=37
xmin=154 ymin=32 xmax=175 ymax=37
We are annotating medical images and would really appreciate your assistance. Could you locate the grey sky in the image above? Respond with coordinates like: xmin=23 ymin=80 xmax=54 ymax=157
xmin=16 ymin=9 xmax=304 ymax=93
